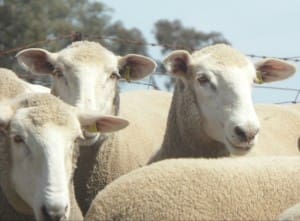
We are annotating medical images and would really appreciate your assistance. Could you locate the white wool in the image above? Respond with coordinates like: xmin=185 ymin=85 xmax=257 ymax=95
xmin=86 ymin=157 xmax=300 ymax=221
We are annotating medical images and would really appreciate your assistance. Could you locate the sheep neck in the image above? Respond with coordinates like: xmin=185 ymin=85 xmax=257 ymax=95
xmin=150 ymin=79 xmax=229 ymax=163
xmin=74 ymin=87 xmax=120 ymax=214
xmin=74 ymin=132 xmax=117 ymax=214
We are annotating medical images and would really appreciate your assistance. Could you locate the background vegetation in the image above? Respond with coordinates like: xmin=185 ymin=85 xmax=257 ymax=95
xmin=0 ymin=0 xmax=229 ymax=89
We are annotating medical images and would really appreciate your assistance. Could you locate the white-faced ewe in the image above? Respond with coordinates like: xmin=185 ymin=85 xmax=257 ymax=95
xmin=0 ymin=93 xmax=128 ymax=221
xmin=85 ymin=157 xmax=300 ymax=221
xmin=149 ymin=44 xmax=296 ymax=163
xmin=16 ymin=41 xmax=172 ymax=214
xmin=277 ymin=203 xmax=300 ymax=221
xmin=0 ymin=68 xmax=49 ymax=102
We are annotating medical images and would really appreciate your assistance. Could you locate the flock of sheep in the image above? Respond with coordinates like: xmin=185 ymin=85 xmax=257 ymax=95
xmin=0 ymin=41 xmax=299 ymax=221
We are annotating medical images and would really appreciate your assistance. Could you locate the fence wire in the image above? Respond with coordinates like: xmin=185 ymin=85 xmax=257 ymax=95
xmin=0 ymin=32 xmax=300 ymax=104
xmin=1 ymin=32 xmax=300 ymax=62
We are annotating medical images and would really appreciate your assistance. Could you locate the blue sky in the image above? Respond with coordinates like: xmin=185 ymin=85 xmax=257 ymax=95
xmin=100 ymin=0 xmax=300 ymax=103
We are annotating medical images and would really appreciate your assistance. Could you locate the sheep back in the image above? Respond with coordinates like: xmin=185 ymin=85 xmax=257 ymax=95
xmin=86 ymin=157 xmax=300 ymax=221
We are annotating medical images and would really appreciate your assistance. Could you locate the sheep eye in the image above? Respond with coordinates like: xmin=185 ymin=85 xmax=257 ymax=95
xmin=110 ymin=71 xmax=120 ymax=80
xmin=13 ymin=135 xmax=24 ymax=144
xmin=197 ymin=75 xmax=210 ymax=85
xmin=53 ymin=69 xmax=64 ymax=78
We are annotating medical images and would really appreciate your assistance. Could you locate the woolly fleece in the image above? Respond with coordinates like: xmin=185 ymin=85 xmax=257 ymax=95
xmin=0 ymin=68 xmax=28 ymax=101
xmin=74 ymin=90 xmax=171 ymax=214
xmin=59 ymin=41 xmax=116 ymax=66
xmin=192 ymin=44 xmax=249 ymax=68
xmin=86 ymin=157 xmax=300 ymax=221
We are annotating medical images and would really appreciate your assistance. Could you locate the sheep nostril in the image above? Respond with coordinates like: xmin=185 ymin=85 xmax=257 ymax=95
xmin=41 ymin=204 xmax=67 ymax=221
xmin=41 ymin=205 xmax=52 ymax=221
xmin=234 ymin=126 xmax=259 ymax=142
xmin=234 ymin=126 xmax=247 ymax=141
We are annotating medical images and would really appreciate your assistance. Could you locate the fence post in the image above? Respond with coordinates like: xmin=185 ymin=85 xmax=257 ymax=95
xmin=293 ymin=89 xmax=300 ymax=104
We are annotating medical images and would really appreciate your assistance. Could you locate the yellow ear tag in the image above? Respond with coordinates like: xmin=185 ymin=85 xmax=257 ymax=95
xmin=255 ymin=71 xmax=264 ymax=84
xmin=124 ymin=66 xmax=131 ymax=82
xmin=86 ymin=123 xmax=98 ymax=133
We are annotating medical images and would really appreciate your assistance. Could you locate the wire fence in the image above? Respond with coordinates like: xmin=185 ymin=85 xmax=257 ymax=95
xmin=1 ymin=32 xmax=300 ymax=104
xmin=120 ymin=77 xmax=300 ymax=104
xmin=1 ymin=32 xmax=300 ymax=62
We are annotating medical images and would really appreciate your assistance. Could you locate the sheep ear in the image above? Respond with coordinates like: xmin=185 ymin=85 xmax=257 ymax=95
xmin=78 ymin=112 xmax=129 ymax=133
xmin=16 ymin=48 xmax=57 ymax=75
xmin=163 ymin=50 xmax=192 ymax=78
xmin=254 ymin=58 xmax=296 ymax=84
xmin=118 ymin=54 xmax=157 ymax=81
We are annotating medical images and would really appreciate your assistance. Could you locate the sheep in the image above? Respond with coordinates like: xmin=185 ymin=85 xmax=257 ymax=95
xmin=278 ymin=203 xmax=300 ymax=221
xmin=149 ymin=44 xmax=297 ymax=163
xmin=16 ymin=41 xmax=173 ymax=214
xmin=85 ymin=157 xmax=300 ymax=221
xmin=249 ymin=104 xmax=300 ymax=156
xmin=0 ymin=93 xmax=129 ymax=221
xmin=0 ymin=68 xmax=49 ymax=102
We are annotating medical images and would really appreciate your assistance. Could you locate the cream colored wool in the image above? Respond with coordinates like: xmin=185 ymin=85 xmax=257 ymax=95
xmin=85 ymin=157 xmax=300 ymax=221
xmin=0 ymin=93 xmax=83 ymax=221
xmin=278 ymin=203 xmax=300 ymax=221
xmin=0 ymin=68 xmax=28 ymax=101
xmin=59 ymin=41 xmax=116 ymax=65
xmin=74 ymin=90 xmax=172 ymax=214
xmin=192 ymin=44 xmax=248 ymax=68
xmin=21 ymin=93 xmax=76 ymax=127
xmin=0 ymin=68 xmax=49 ymax=102
xmin=78 ymin=46 xmax=297 ymax=214
xmin=249 ymin=104 xmax=300 ymax=156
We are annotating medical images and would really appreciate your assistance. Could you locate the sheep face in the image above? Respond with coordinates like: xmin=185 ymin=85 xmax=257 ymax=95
xmin=16 ymin=41 xmax=157 ymax=113
xmin=0 ymin=94 xmax=129 ymax=221
xmin=0 ymin=106 xmax=78 ymax=220
xmin=164 ymin=44 xmax=296 ymax=156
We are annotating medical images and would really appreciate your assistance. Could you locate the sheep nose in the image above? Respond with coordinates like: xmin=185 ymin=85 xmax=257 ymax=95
xmin=41 ymin=204 xmax=68 ymax=221
xmin=234 ymin=126 xmax=259 ymax=142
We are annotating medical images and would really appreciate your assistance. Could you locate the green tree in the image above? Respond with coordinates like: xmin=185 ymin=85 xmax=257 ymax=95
xmin=153 ymin=19 xmax=230 ymax=90
xmin=0 ymin=0 xmax=148 ymax=74
xmin=105 ymin=21 xmax=147 ymax=55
